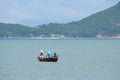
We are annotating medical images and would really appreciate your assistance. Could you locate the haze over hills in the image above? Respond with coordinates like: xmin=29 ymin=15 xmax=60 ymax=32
xmin=0 ymin=2 xmax=120 ymax=38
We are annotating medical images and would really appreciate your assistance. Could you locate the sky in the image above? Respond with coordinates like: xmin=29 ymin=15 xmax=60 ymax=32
xmin=0 ymin=0 xmax=119 ymax=26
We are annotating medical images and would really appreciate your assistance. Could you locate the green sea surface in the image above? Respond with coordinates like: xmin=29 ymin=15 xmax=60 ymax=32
xmin=0 ymin=39 xmax=120 ymax=80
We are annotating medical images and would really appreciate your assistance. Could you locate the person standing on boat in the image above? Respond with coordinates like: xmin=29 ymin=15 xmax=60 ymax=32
xmin=39 ymin=50 xmax=44 ymax=59
xmin=46 ymin=52 xmax=52 ymax=58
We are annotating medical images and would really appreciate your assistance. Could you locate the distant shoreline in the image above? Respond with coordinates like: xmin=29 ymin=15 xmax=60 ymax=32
xmin=0 ymin=36 xmax=120 ymax=40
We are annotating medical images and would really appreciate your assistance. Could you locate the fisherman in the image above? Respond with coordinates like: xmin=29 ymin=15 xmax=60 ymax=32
xmin=39 ymin=50 xmax=44 ymax=59
xmin=53 ymin=53 xmax=57 ymax=57
xmin=46 ymin=52 xmax=53 ymax=58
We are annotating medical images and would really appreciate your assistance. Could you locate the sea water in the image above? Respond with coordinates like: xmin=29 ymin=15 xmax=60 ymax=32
xmin=0 ymin=39 xmax=120 ymax=80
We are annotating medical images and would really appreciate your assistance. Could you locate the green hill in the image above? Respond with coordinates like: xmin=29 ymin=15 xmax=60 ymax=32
xmin=0 ymin=2 xmax=120 ymax=38
xmin=66 ymin=2 xmax=120 ymax=37
xmin=37 ymin=2 xmax=120 ymax=38
xmin=0 ymin=23 xmax=32 ymax=37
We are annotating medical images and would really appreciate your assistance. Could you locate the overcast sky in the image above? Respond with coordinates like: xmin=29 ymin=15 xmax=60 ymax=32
xmin=0 ymin=0 xmax=119 ymax=26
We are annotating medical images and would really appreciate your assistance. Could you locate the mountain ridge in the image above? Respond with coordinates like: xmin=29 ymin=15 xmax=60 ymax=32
xmin=0 ymin=2 xmax=120 ymax=38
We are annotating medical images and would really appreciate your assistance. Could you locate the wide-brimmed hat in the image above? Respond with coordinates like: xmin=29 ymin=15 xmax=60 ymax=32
xmin=40 ymin=50 xmax=44 ymax=53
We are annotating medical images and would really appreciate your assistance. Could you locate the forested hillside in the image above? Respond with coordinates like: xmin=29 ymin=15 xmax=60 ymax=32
xmin=0 ymin=2 xmax=120 ymax=38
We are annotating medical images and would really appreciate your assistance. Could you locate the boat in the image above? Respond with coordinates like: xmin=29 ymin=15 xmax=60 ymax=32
xmin=37 ymin=56 xmax=58 ymax=62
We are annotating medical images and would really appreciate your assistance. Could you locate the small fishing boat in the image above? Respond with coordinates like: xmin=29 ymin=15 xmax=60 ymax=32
xmin=37 ymin=56 xmax=58 ymax=62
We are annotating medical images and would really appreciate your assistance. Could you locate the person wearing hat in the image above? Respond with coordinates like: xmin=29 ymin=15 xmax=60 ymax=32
xmin=46 ymin=52 xmax=52 ymax=58
xmin=39 ymin=50 xmax=44 ymax=59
